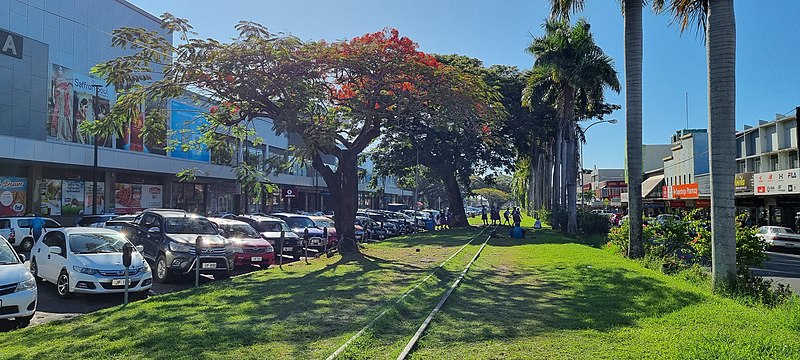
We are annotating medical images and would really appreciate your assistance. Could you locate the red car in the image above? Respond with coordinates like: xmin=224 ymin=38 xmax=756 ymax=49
xmin=309 ymin=216 xmax=338 ymax=248
xmin=209 ymin=218 xmax=275 ymax=267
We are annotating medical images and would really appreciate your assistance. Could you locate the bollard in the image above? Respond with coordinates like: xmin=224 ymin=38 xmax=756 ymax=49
xmin=303 ymin=228 xmax=309 ymax=265
xmin=279 ymin=230 xmax=284 ymax=270
xmin=195 ymin=236 xmax=203 ymax=287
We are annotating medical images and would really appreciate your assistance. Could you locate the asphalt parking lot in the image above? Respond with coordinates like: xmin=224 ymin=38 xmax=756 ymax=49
xmin=0 ymin=252 xmax=298 ymax=332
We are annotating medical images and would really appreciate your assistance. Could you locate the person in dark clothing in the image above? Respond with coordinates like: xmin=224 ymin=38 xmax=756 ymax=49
xmin=503 ymin=208 xmax=511 ymax=226
xmin=512 ymin=208 xmax=522 ymax=227
xmin=481 ymin=206 xmax=488 ymax=226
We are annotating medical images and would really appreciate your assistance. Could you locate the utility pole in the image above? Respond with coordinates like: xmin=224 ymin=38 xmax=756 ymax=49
xmin=90 ymin=84 xmax=103 ymax=215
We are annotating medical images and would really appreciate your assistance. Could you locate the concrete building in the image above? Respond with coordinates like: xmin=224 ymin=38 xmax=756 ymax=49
xmin=660 ymin=129 xmax=710 ymax=210
xmin=735 ymin=113 xmax=800 ymax=228
xmin=0 ymin=0 xmax=405 ymax=224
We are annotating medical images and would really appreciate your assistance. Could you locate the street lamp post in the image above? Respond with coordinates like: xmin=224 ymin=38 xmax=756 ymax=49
xmin=579 ymin=119 xmax=618 ymax=209
xmin=90 ymin=84 xmax=103 ymax=215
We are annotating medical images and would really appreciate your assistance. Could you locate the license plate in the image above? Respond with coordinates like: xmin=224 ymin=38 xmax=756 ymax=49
xmin=251 ymin=256 xmax=262 ymax=262
xmin=201 ymin=262 xmax=217 ymax=269
xmin=282 ymin=247 xmax=293 ymax=252
xmin=112 ymin=279 xmax=131 ymax=286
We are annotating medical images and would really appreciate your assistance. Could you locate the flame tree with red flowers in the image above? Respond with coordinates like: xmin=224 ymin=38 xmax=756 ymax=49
xmin=91 ymin=15 xmax=485 ymax=253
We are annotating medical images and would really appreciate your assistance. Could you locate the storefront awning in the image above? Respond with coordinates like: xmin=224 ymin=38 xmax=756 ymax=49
xmin=642 ymin=175 xmax=664 ymax=198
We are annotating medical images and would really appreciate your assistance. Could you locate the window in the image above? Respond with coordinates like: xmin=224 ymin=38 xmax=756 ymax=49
xmin=0 ymin=220 xmax=9 ymax=229
xmin=770 ymin=155 xmax=779 ymax=171
xmin=754 ymin=158 xmax=761 ymax=172
xmin=737 ymin=161 xmax=746 ymax=173
xmin=44 ymin=220 xmax=61 ymax=228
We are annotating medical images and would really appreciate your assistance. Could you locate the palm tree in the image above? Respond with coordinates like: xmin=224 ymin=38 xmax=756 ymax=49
xmin=654 ymin=0 xmax=737 ymax=290
xmin=524 ymin=19 xmax=620 ymax=235
xmin=549 ymin=0 xmax=645 ymax=258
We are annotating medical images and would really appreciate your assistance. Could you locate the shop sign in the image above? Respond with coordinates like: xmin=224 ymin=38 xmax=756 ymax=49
xmin=0 ymin=177 xmax=27 ymax=216
xmin=777 ymin=197 xmax=800 ymax=207
xmin=672 ymin=183 xmax=699 ymax=199
xmin=661 ymin=185 xmax=671 ymax=199
xmin=283 ymin=187 xmax=297 ymax=198
xmin=754 ymin=169 xmax=800 ymax=195
xmin=0 ymin=28 xmax=22 ymax=59
xmin=695 ymin=199 xmax=711 ymax=208
xmin=735 ymin=197 xmax=764 ymax=207
xmin=669 ymin=200 xmax=686 ymax=208
xmin=643 ymin=202 xmax=664 ymax=209
xmin=620 ymin=192 xmax=629 ymax=203
xmin=734 ymin=172 xmax=754 ymax=193
xmin=605 ymin=181 xmax=627 ymax=188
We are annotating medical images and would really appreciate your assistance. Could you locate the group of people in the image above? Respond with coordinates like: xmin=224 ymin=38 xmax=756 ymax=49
xmin=481 ymin=206 xmax=522 ymax=227
xmin=435 ymin=210 xmax=452 ymax=230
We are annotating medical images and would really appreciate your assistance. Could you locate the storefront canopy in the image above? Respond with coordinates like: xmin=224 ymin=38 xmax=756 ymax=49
xmin=642 ymin=175 xmax=664 ymax=198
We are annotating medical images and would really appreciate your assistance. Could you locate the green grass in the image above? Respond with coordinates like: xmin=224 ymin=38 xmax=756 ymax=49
xmin=2 ymin=218 xmax=799 ymax=359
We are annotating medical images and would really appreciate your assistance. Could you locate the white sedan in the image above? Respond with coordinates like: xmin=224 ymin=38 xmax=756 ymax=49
xmin=0 ymin=235 xmax=36 ymax=328
xmin=30 ymin=228 xmax=152 ymax=298
xmin=755 ymin=226 xmax=800 ymax=249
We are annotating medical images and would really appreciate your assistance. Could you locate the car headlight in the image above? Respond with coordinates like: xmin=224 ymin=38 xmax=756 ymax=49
xmin=265 ymin=244 xmax=274 ymax=252
xmin=231 ymin=246 xmax=243 ymax=253
xmin=15 ymin=276 xmax=36 ymax=292
xmin=73 ymin=266 xmax=99 ymax=275
xmin=169 ymin=241 xmax=193 ymax=253
xmin=141 ymin=260 xmax=151 ymax=273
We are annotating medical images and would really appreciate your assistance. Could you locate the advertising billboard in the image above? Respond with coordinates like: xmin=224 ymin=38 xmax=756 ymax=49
xmin=754 ymin=169 xmax=800 ymax=195
xmin=84 ymin=182 xmax=105 ymax=215
xmin=61 ymin=180 xmax=85 ymax=215
xmin=671 ymin=183 xmax=699 ymax=199
xmin=0 ymin=177 xmax=27 ymax=216
xmin=115 ymin=183 xmax=163 ymax=214
xmin=170 ymin=100 xmax=210 ymax=162
xmin=48 ymin=64 xmax=114 ymax=146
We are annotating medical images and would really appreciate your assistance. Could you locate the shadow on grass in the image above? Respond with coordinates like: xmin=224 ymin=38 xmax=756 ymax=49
xmin=481 ymin=227 xmax=608 ymax=248
xmin=0 ymin=229 xmax=486 ymax=359
xmin=428 ymin=263 xmax=707 ymax=346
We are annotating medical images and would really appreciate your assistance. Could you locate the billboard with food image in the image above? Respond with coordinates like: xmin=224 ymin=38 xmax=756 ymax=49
xmin=84 ymin=182 xmax=105 ymax=215
xmin=61 ymin=180 xmax=85 ymax=215
xmin=0 ymin=177 xmax=27 ymax=216
xmin=115 ymin=183 xmax=162 ymax=214
xmin=40 ymin=179 xmax=62 ymax=216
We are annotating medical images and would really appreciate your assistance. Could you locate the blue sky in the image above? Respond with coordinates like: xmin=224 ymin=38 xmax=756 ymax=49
xmin=130 ymin=0 xmax=800 ymax=170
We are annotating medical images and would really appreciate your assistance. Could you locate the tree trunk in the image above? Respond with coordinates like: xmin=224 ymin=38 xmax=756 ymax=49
xmin=625 ymin=0 xmax=645 ymax=259
xmin=442 ymin=170 xmax=469 ymax=227
xmin=707 ymin=0 xmax=737 ymax=290
xmin=312 ymin=154 xmax=359 ymax=254
xmin=545 ymin=141 xmax=554 ymax=209
xmin=553 ymin=124 xmax=562 ymax=207
xmin=563 ymin=86 xmax=577 ymax=235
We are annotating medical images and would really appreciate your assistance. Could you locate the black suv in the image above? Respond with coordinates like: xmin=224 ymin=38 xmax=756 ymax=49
xmin=123 ymin=209 xmax=234 ymax=283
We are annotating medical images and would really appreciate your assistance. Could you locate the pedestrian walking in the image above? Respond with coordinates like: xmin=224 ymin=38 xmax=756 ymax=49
xmin=503 ymin=208 xmax=511 ymax=226
xmin=481 ymin=206 xmax=488 ymax=226
xmin=512 ymin=208 xmax=522 ymax=227
xmin=491 ymin=206 xmax=501 ymax=225
xmin=31 ymin=213 xmax=45 ymax=242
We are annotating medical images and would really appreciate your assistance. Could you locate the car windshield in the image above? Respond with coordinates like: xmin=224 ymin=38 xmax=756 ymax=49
xmin=69 ymin=233 xmax=128 ymax=254
xmin=219 ymin=223 xmax=260 ymax=238
xmin=253 ymin=220 xmax=290 ymax=232
xmin=314 ymin=219 xmax=335 ymax=229
xmin=0 ymin=240 xmax=19 ymax=265
xmin=164 ymin=217 xmax=218 ymax=235
xmin=285 ymin=217 xmax=316 ymax=229
xmin=783 ymin=228 xmax=796 ymax=234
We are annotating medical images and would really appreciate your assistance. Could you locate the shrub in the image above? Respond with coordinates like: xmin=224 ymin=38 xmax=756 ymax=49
xmin=545 ymin=206 xmax=610 ymax=237
xmin=734 ymin=270 xmax=793 ymax=306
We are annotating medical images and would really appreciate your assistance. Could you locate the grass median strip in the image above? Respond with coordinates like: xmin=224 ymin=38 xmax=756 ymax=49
xmin=0 ymin=227 xmax=484 ymax=360
xmin=408 ymin=227 xmax=800 ymax=359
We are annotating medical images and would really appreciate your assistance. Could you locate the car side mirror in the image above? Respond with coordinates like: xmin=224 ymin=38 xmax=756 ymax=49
xmin=18 ymin=253 xmax=25 ymax=262
xmin=218 ymin=229 xmax=225 ymax=236
xmin=148 ymin=227 xmax=161 ymax=234
xmin=135 ymin=245 xmax=145 ymax=253
xmin=49 ymin=246 xmax=62 ymax=255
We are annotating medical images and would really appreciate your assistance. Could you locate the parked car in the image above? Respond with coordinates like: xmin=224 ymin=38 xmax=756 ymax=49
xmin=0 ymin=235 xmax=36 ymax=328
xmin=357 ymin=212 xmax=399 ymax=237
xmin=308 ymin=216 xmax=338 ymax=248
xmin=755 ymin=226 xmax=800 ymax=250
xmin=208 ymin=218 xmax=274 ymax=267
xmin=76 ymin=214 xmax=118 ymax=228
xmin=270 ymin=213 xmax=327 ymax=255
xmin=0 ymin=216 xmax=62 ymax=252
xmin=29 ymin=227 xmax=152 ymax=298
xmin=356 ymin=216 xmax=388 ymax=241
xmin=235 ymin=215 xmax=302 ymax=260
xmin=122 ymin=209 xmax=234 ymax=283
xmin=654 ymin=214 xmax=682 ymax=226
xmin=103 ymin=214 xmax=137 ymax=231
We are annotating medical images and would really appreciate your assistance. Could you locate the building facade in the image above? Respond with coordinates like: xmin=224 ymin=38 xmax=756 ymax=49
xmin=0 ymin=0 xmax=406 ymax=225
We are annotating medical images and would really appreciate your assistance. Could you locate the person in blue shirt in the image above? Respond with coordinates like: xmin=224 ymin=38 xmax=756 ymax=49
xmin=31 ymin=213 xmax=45 ymax=242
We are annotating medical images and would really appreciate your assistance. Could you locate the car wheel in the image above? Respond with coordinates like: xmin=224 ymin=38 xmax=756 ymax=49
xmin=56 ymin=271 xmax=71 ymax=298
xmin=15 ymin=314 xmax=33 ymax=329
xmin=213 ymin=271 xmax=231 ymax=281
xmin=30 ymin=258 xmax=42 ymax=282
xmin=20 ymin=237 xmax=34 ymax=253
xmin=154 ymin=255 xmax=174 ymax=283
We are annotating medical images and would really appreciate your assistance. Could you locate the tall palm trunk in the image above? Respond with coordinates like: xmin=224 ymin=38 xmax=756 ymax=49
xmin=707 ymin=0 xmax=737 ymax=290
xmin=563 ymin=85 xmax=578 ymax=235
xmin=625 ymin=0 xmax=644 ymax=259
xmin=553 ymin=124 xmax=563 ymax=207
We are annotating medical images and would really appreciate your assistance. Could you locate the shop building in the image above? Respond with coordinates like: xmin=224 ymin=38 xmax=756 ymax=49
xmin=735 ymin=112 xmax=800 ymax=228
xmin=660 ymin=129 xmax=710 ymax=212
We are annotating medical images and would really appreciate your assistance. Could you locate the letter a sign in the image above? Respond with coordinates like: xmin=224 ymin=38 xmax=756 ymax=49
xmin=0 ymin=29 xmax=23 ymax=59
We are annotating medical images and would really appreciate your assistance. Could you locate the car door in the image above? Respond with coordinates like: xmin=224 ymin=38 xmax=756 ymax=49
xmin=37 ymin=231 xmax=63 ymax=281
xmin=140 ymin=214 xmax=162 ymax=259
